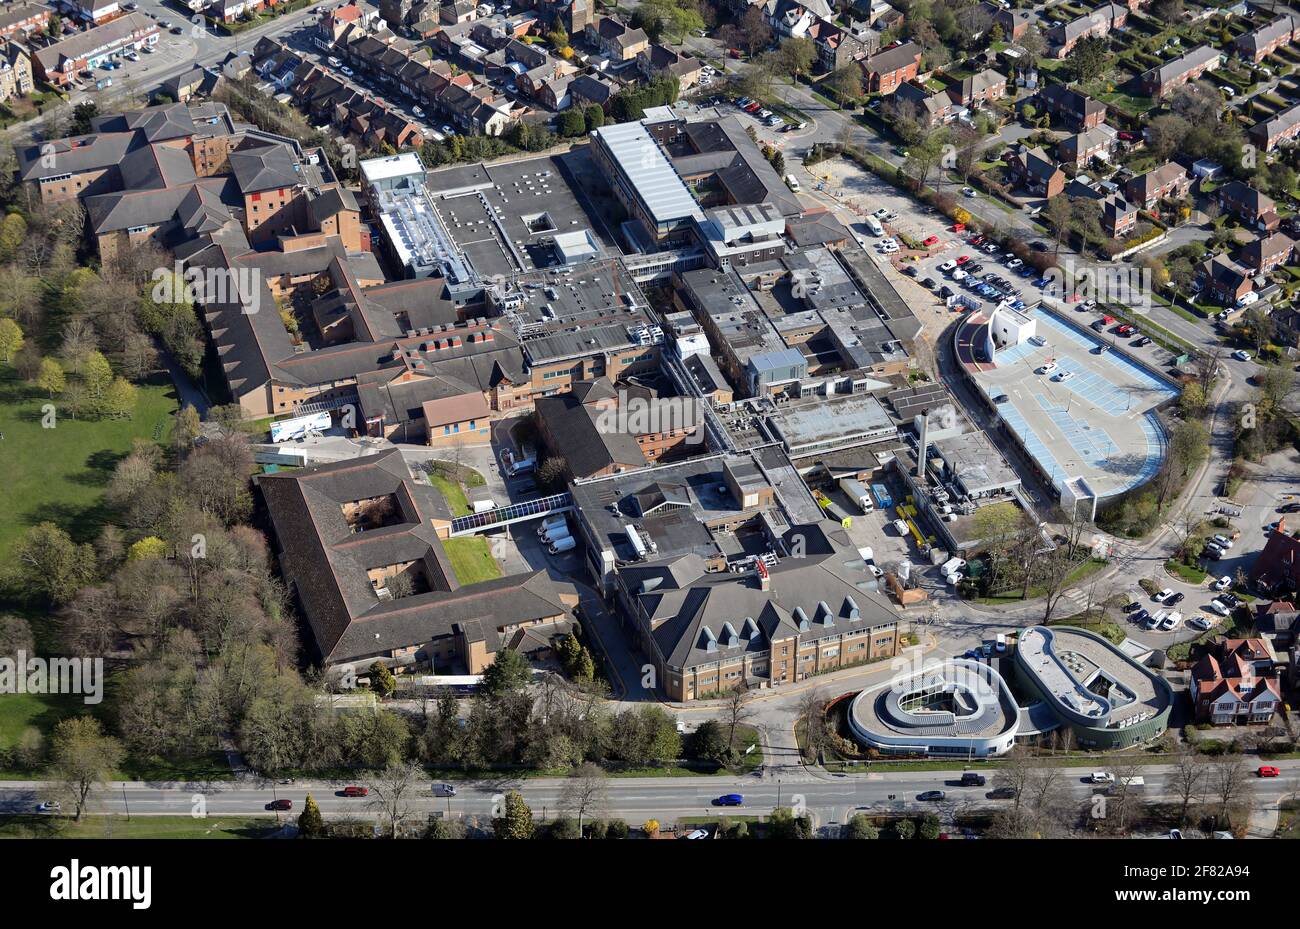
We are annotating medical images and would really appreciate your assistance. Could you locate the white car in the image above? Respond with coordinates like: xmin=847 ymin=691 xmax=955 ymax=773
xmin=1213 ymin=575 xmax=1232 ymax=592
xmin=683 ymin=829 xmax=710 ymax=840
xmin=962 ymin=186 xmax=976 ymax=198
xmin=1088 ymin=772 xmax=1114 ymax=784
xmin=872 ymin=208 xmax=889 ymax=219
xmin=867 ymin=564 xmax=884 ymax=579
xmin=1189 ymin=616 xmax=1214 ymax=631
xmin=412 ymin=105 xmax=425 ymax=118
xmin=1036 ymin=362 xmax=1058 ymax=375
xmin=952 ymin=269 xmax=968 ymax=282
xmin=1159 ymin=612 xmax=1181 ymax=631
xmin=1212 ymin=534 xmax=1233 ymax=549
xmin=340 ymin=65 xmax=354 ymax=77
xmin=892 ymin=518 xmax=909 ymax=536
xmin=939 ymin=260 xmax=958 ymax=272
xmin=1153 ymin=588 xmax=1174 ymax=603
xmin=1052 ymin=370 xmax=1074 ymax=382
xmin=1208 ymin=599 xmax=1231 ymax=616
xmin=879 ymin=242 xmax=899 ymax=254
xmin=328 ymin=56 xmax=343 ymax=67
xmin=1232 ymin=350 xmax=1252 ymax=362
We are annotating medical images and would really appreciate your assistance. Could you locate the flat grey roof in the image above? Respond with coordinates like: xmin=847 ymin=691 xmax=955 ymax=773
xmin=595 ymin=120 xmax=704 ymax=227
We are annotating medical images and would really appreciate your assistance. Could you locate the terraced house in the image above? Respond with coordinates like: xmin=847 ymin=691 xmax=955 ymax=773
xmin=1036 ymin=83 xmax=1106 ymax=131
xmin=1048 ymin=2 xmax=1126 ymax=58
xmin=1235 ymin=14 xmax=1298 ymax=63
xmin=1124 ymin=161 xmax=1191 ymax=209
xmin=1250 ymin=100 xmax=1300 ymax=152
xmin=1139 ymin=45 xmax=1221 ymax=97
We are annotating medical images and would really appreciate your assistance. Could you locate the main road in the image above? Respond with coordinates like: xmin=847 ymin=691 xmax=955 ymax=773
xmin=2 ymin=758 xmax=1296 ymax=830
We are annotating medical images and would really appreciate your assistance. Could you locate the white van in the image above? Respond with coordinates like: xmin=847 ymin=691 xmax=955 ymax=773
xmin=548 ymin=536 xmax=576 ymax=554
xmin=892 ymin=518 xmax=909 ymax=536
xmin=540 ymin=524 xmax=572 ymax=544
xmin=508 ymin=456 xmax=536 ymax=477
xmin=784 ymin=173 xmax=801 ymax=192
xmin=941 ymin=557 xmax=967 ymax=576
xmin=537 ymin=514 xmax=567 ymax=535
xmin=864 ymin=216 xmax=884 ymax=237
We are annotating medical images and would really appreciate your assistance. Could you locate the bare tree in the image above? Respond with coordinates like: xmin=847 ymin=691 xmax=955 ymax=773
xmin=796 ymin=688 xmax=829 ymax=763
xmin=1207 ymin=754 xmax=1251 ymax=829
xmin=1170 ymin=746 xmax=1209 ymax=827
xmin=1105 ymin=755 xmax=1145 ymax=834
xmin=558 ymin=762 xmax=608 ymax=835
xmin=367 ymin=761 xmax=423 ymax=839
xmin=721 ymin=682 xmax=756 ymax=752
xmin=994 ymin=747 xmax=1034 ymax=813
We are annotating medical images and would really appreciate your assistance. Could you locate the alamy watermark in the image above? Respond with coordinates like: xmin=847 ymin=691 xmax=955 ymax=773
xmin=149 ymin=261 xmax=263 ymax=315
xmin=0 ymin=652 xmax=103 ymax=705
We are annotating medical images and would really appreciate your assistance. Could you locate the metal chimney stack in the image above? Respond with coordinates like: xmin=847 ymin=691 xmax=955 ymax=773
xmin=916 ymin=408 xmax=929 ymax=478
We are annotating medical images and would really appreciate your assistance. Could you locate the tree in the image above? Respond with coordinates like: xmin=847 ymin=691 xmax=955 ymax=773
xmin=35 ymin=356 xmax=65 ymax=397
xmin=689 ymin=718 xmax=730 ymax=765
xmin=1207 ymin=754 xmax=1250 ymax=828
xmin=778 ymin=37 xmax=816 ymax=82
xmin=82 ymin=350 xmax=113 ymax=404
xmin=101 ymin=378 xmax=137 ymax=419
xmin=721 ymin=683 xmax=755 ymax=755
xmin=1070 ymin=36 xmax=1109 ymax=84
xmin=917 ymin=813 xmax=942 ymax=840
xmin=768 ymin=806 xmax=812 ymax=838
xmin=584 ymin=105 xmax=605 ymax=132
xmin=369 ymin=661 xmax=396 ymax=699
xmin=824 ymin=64 xmax=862 ymax=102
xmin=1044 ymin=194 xmax=1073 ymax=255
xmin=481 ymin=647 xmax=532 ymax=697
xmin=1170 ymin=746 xmax=1208 ymax=827
xmin=0 ymin=317 xmax=21 ymax=364
xmin=845 ymin=813 xmax=879 ymax=839
xmin=558 ymin=107 xmax=587 ymax=137
xmin=536 ymin=456 xmax=571 ymax=492
xmin=50 ymin=716 xmax=124 ymax=821
xmin=298 ymin=794 xmax=325 ymax=837
xmin=367 ymin=761 xmax=423 ymax=839
xmin=1171 ymin=419 xmax=1210 ymax=478
xmin=558 ymin=761 xmax=608 ymax=833
xmin=796 ymin=689 xmax=829 ymax=763
xmin=892 ymin=817 xmax=915 ymax=839
xmin=495 ymin=790 xmax=535 ymax=839
xmin=13 ymin=522 xmax=95 ymax=605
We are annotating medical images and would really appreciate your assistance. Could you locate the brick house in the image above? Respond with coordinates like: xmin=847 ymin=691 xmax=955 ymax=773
xmin=1217 ymin=179 xmax=1278 ymax=230
xmin=1036 ymin=83 xmax=1106 ymax=131
xmin=1197 ymin=253 xmax=1254 ymax=306
xmin=1235 ymin=15 xmax=1297 ymax=63
xmin=1124 ymin=161 xmax=1191 ymax=209
xmin=1056 ymin=126 xmax=1111 ymax=167
xmin=861 ymin=40 xmax=921 ymax=94
xmin=1048 ymin=3 xmax=1127 ymax=59
xmin=1139 ymin=45 xmax=1221 ymax=97
xmin=1008 ymin=146 xmax=1065 ymax=198
xmin=584 ymin=16 xmax=649 ymax=61
xmin=1192 ymin=638 xmax=1282 ymax=725
xmin=890 ymin=80 xmax=951 ymax=127
xmin=946 ymin=67 xmax=1006 ymax=108
xmin=1250 ymin=101 xmax=1300 ymax=152
xmin=1239 ymin=231 xmax=1295 ymax=275
xmin=1100 ymin=193 xmax=1138 ymax=238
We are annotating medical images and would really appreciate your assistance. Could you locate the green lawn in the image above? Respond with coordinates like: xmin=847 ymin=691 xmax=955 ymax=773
xmin=443 ymin=537 xmax=502 ymax=585
xmin=0 ymin=815 xmax=280 ymax=839
xmin=428 ymin=473 xmax=471 ymax=515
xmin=0 ymin=691 xmax=82 ymax=751
xmin=1165 ymin=559 xmax=1208 ymax=584
xmin=0 ymin=367 xmax=178 ymax=560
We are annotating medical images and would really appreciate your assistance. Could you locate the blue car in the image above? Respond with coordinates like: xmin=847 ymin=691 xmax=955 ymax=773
xmin=1034 ymin=277 xmax=1051 ymax=288
xmin=713 ymin=793 xmax=744 ymax=806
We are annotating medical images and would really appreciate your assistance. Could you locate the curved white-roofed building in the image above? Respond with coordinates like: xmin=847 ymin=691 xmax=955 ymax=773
xmin=847 ymin=658 xmax=1020 ymax=757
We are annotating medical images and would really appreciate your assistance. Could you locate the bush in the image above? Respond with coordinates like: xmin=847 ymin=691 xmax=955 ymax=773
xmin=606 ymin=819 xmax=629 ymax=839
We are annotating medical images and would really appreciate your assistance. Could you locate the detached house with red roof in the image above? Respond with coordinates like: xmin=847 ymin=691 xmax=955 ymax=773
xmin=861 ymin=40 xmax=921 ymax=94
xmin=1192 ymin=638 xmax=1282 ymax=725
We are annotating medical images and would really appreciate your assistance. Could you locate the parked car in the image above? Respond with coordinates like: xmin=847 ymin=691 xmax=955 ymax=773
xmin=922 ymin=234 xmax=940 ymax=247
xmin=1212 ymin=534 xmax=1233 ymax=549
xmin=1213 ymin=575 xmax=1232 ymax=592
xmin=1233 ymin=350 xmax=1252 ymax=362
xmin=1133 ymin=336 xmax=1152 ymax=347
xmin=1188 ymin=616 xmax=1214 ymax=631
xmin=939 ymin=259 xmax=957 ymax=272
xmin=1167 ymin=591 xmax=1185 ymax=606
xmin=1052 ymin=371 xmax=1074 ymax=382
xmin=682 ymin=829 xmax=710 ymax=839
xmin=1036 ymin=362 xmax=1058 ymax=375
xmin=962 ymin=186 xmax=976 ymax=198
xmin=1208 ymin=599 xmax=1231 ymax=616
xmin=1153 ymin=588 xmax=1174 ymax=603
xmin=892 ymin=518 xmax=910 ymax=536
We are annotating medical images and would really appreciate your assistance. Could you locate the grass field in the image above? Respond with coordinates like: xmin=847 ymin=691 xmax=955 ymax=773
xmin=0 ymin=367 xmax=178 ymax=560
xmin=0 ymin=691 xmax=83 ymax=751
xmin=0 ymin=815 xmax=280 ymax=839
xmin=443 ymin=537 xmax=502 ymax=585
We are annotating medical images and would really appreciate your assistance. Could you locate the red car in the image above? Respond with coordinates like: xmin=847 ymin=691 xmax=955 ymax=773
xmin=266 ymin=798 xmax=293 ymax=811
xmin=744 ymin=102 xmax=761 ymax=113
xmin=1116 ymin=324 xmax=1135 ymax=336
xmin=729 ymin=48 xmax=742 ymax=59
xmin=956 ymin=254 xmax=972 ymax=265
xmin=922 ymin=234 xmax=940 ymax=247
xmin=970 ymin=235 xmax=985 ymax=246
xmin=340 ymin=785 xmax=369 ymax=797
xmin=950 ymin=223 xmax=965 ymax=233
xmin=1258 ymin=765 xmax=1280 ymax=778
xmin=1118 ymin=131 xmax=1140 ymax=142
